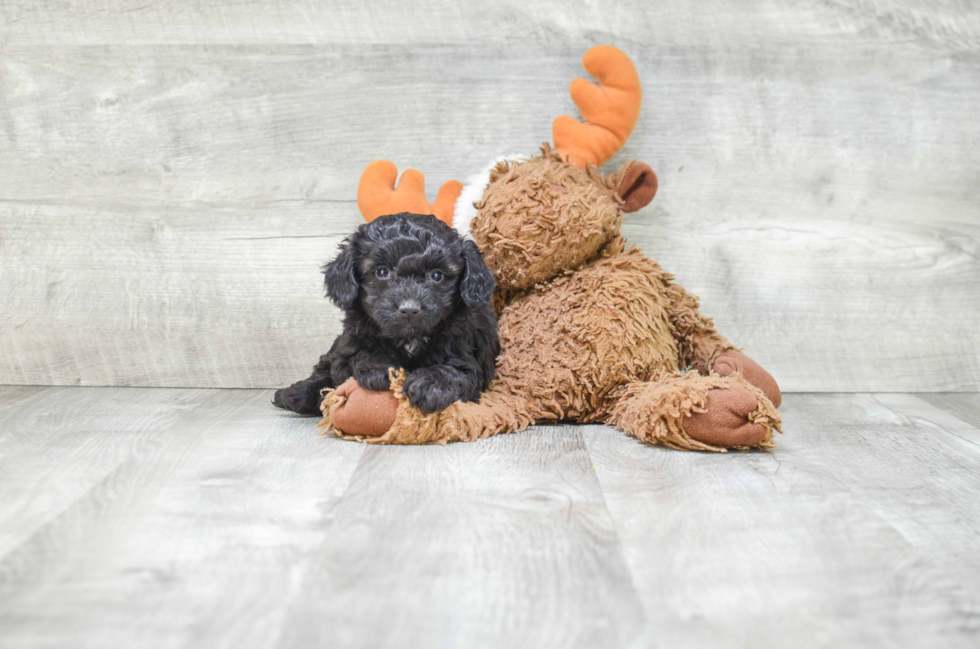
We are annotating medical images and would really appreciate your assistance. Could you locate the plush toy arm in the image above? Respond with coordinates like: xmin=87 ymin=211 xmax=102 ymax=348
xmin=320 ymin=372 xmax=535 ymax=445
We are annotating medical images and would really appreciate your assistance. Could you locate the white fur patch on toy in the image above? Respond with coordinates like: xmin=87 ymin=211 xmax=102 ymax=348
xmin=452 ymin=153 xmax=529 ymax=239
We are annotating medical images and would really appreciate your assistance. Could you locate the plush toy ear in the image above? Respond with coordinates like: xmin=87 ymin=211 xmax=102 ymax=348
xmin=322 ymin=238 xmax=360 ymax=309
xmin=460 ymin=240 xmax=495 ymax=307
xmin=617 ymin=161 xmax=658 ymax=213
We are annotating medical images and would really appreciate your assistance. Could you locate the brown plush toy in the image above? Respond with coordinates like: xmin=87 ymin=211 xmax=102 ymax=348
xmin=318 ymin=46 xmax=782 ymax=451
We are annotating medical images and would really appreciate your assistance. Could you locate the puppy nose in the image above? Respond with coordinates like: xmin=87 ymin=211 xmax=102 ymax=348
xmin=398 ymin=299 xmax=421 ymax=316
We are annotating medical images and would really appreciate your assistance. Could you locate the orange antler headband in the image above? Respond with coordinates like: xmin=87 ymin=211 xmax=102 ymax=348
xmin=553 ymin=45 xmax=642 ymax=167
xmin=357 ymin=160 xmax=462 ymax=227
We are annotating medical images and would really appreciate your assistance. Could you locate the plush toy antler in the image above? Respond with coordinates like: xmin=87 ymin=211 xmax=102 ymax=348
xmin=357 ymin=160 xmax=463 ymax=226
xmin=552 ymin=45 xmax=642 ymax=167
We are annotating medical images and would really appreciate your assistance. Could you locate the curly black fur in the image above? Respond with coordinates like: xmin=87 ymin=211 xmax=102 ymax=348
xmin=273 ymin=213 xmax=499 ymax=416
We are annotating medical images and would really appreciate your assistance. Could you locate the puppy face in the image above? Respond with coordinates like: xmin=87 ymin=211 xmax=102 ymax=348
xmin=357 ymin=231 xmax=461 ymax=339
xmin=323 ymin=213 xmax=494 ymax=338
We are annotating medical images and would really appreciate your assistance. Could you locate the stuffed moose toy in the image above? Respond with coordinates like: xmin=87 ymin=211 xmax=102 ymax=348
xmin=317 ymin=45 xmax=782 ymax=451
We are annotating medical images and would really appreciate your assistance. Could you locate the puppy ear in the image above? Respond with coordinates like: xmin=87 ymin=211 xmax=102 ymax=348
xmin=460 ymin=240 xmax=495 ymax=307
xmin=322 ymin=238 xmax=360 ymax=309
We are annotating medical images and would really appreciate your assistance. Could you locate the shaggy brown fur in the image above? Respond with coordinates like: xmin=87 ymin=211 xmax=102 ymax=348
xmin=472 ymin=149 xmax=623 ymax=290
xmin=320 ymin=145 xmax=783 ymax=451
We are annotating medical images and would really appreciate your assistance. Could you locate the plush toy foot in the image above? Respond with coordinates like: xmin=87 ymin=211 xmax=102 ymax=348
xmin=326 ymin=378 xmax=399 ymax=438
xmin=712 ymin=350 xmax=781 ymax=408
xmin=606 ymin=372 xmax=780 ymax=452
xmin=684 ymin=382 xmax=771 ymax=448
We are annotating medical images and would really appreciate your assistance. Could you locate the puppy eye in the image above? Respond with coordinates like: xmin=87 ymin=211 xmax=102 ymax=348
xmin=375 ymin=267 xmax=390 ymax=279
xmin=429 ymin=270 xmax=444 ymax=283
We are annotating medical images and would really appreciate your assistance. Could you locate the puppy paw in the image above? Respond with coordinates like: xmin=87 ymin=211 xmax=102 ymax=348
xmin=354 ymin=368 xmax=392 ymax=392
xmin=403 ymin=369 xmax=463 ymax=414
xmin=272 ymin=382 xmax=323 ymax=415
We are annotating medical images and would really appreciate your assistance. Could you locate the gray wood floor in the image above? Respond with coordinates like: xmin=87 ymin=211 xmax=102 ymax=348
xmin=1 ymin=387 xmax=979 ymax=648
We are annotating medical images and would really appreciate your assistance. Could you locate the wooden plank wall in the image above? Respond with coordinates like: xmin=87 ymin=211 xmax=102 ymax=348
xmin=1 ymin=1 xmax=978 ymax=391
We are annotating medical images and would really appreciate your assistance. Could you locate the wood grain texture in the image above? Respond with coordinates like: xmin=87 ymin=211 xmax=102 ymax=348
xmin=1 ymin=3 xmax=979 ymax=390
xmin=2 ymin=388 xmax=980 ymax=647
xmin=0 ymin=386 xmax=209 ymax=558
xmin=276 ymin=425 xmax=644 ymax=649
xmin=920 ymin=393 xmax=980 ymax=429
xmin=2 ymin=0 xmax=979 ymax=49
xmin=0 ymin=387 xmax=366 ymax=649
xmin=583 ymin=393 xmax=980 ymax=648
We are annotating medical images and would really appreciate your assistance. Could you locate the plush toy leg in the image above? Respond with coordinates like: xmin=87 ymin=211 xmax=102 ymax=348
xmin=605 ymin=371 xmax=781 ymax=452
xmin=664 ymin=285 xmax=782 ymax=408
xmin=318 ymin=370 xmax=536 ymax=445
xmin=711 ymin=350 xmax=782 ymax=408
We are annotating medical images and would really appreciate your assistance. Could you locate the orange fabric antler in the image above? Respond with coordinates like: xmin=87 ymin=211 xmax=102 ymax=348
xmin=357 ymin=160 xmax=463 ymax=227
xmin=552 ymin=45 xmax=642 ymax=167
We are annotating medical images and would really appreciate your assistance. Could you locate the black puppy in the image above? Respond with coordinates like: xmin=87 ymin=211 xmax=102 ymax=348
xmin=273 ymin=213 xmax=499 ymax=415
